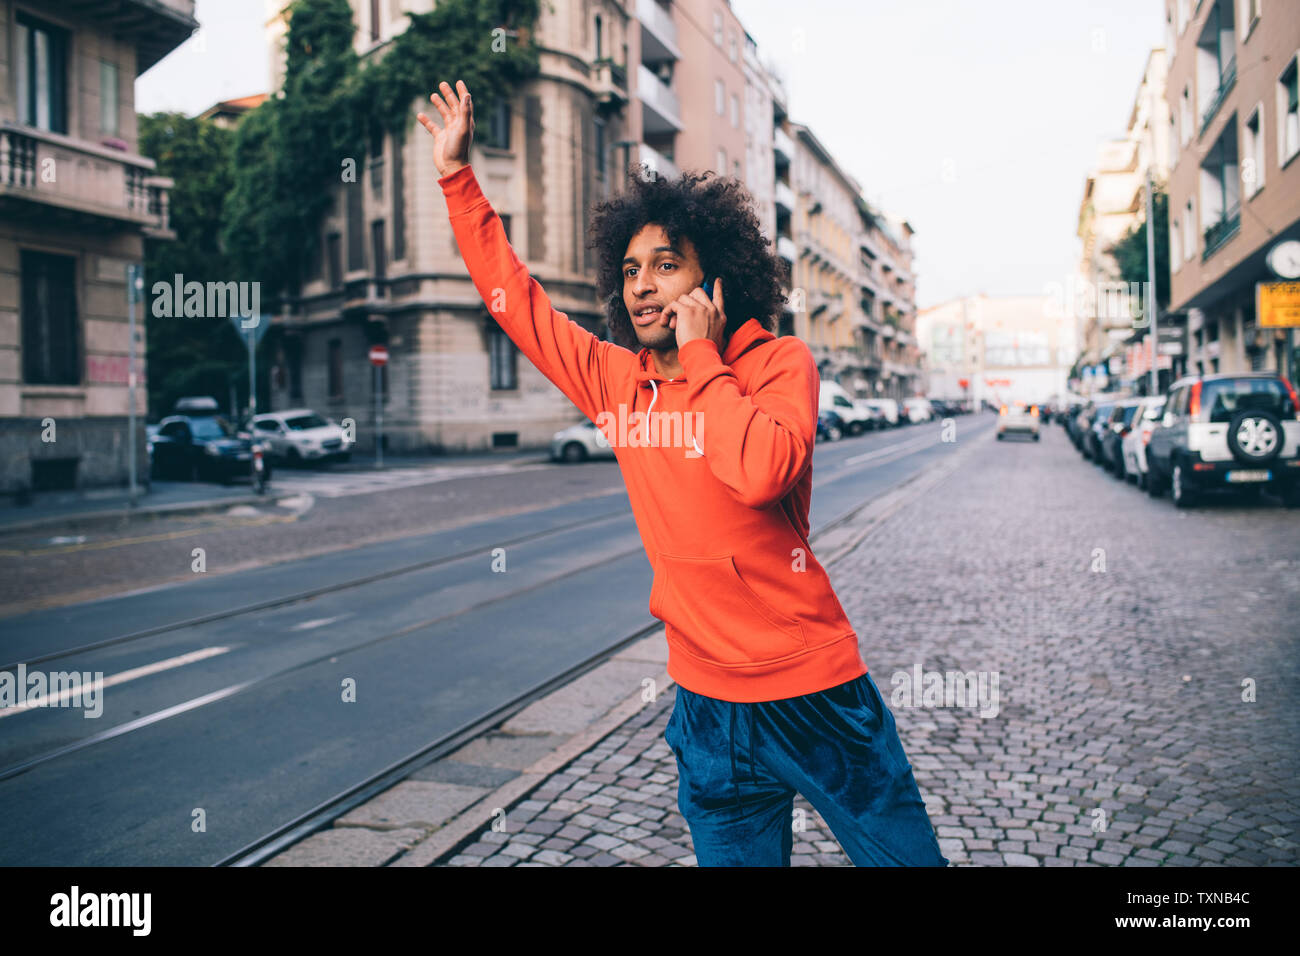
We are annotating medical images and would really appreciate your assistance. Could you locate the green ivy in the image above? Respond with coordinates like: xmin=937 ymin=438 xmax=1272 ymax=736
xmin=221 ymin=0 xmax=542 ymax=299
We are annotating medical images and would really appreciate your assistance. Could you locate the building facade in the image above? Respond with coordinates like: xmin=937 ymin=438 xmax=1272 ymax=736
xmin=0 ymin=0 xmax=192 ymax=495
xmin=917 ymin=294 xmax=1072 ymax=409
xmin=1164 ymin=0 xmax=1300 ymax=380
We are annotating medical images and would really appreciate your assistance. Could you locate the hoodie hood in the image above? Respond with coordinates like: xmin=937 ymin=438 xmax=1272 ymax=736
xmin=632 ymin=318 xmax=774 ymax=387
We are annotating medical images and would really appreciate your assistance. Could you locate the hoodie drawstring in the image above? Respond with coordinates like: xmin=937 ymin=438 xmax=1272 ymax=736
xmin=647 ymin=378 xmax=658 ymax=417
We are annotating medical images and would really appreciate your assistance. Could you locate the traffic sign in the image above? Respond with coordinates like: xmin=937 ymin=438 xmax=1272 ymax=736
xmin=370 ymin=345 xmax=389 ymax=366
xmin=229 ymin=312 xmax=271 ymax=347
xmin=1258 ymin=281 xmax=1300 ymax=328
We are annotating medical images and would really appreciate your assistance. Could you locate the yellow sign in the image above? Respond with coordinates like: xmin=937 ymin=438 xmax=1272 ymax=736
xmin=1258 ymin=281 xmax=1300 ymax=328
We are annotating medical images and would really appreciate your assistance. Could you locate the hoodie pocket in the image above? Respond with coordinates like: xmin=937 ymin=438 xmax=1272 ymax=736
xmin=649 ymin=552 xmax=806 ymax=666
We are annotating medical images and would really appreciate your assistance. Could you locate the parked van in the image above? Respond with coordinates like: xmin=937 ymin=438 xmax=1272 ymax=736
xmin=903 ymin=397 xmax=933 ymax=424
xmin=862 ymin=398 xmax=900 ymax=426
xmin=819 ymin=382 xmax=875 ymax=435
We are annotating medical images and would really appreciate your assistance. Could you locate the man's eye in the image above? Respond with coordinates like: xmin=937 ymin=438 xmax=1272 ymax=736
xmin=660 ymin=262 xmax=676 ymax=271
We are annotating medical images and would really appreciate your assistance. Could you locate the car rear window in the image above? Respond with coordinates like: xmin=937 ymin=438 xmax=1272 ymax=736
xmin=1202 ymin=378 xmax=1288 ymax=423
xmin=1119 ymin=405 xmax=1140 ymax=425
xmin=286 ymin=414 xmax=330 ymax=430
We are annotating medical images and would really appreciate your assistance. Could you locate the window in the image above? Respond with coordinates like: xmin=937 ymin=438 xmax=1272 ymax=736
xmin=326 ymin=233 xmax=342 ymax=289
xmin=370 ymin=0 xmax=380 ymax=42
xmin=1183 ymin=198 xmax=1196 ymax=260
xmin=729 ymin=31 xmax=737 ymax=63
xmin=1200 ymin=119 xmax=1239 ymax=257
xmin=1280 ymin=56 xmax=1299 ymax=166
xmin=730 ymin=93 xmax=739 ymax=128
xmin=21 ymin=251 xmax=78 ymax=385
xmin=1180 ymin=85 xmax=1193 ymax=145
xmin=346 ymin=182 xmax=365 ymax=271
xmin=734 ymin=159 xmax=741 ymax=179
xmin=594 ymin=116 xmax=606 ymax=180
xmin=328 ymin=339 xmax=344 ymax=399
xmin=713 ymin=11 xmax=723 ymax=46
xmin=100 ymin=60 xmax=119 ymax=135
xmin=371 ymin=220 xmax=386 ymax=282
xmin=489 ymin=325 xmax=517 ymax=389
xmin=1169 ymin=113 xmax=1178 ymax=164
xmin=15 ymin=14 xmax=68 ymax=134
xmin=1243 ymin=104 xmax=1265 ymax=196
xmin=1178 ymin=0 xmax=1191 ymax=33
xmin=484 ymin=100 xmax=511 ymax=149
xmin=594 ymin=13 xmax=603 ymax=58
xmin=1170 ymin=215 xmax=1182 ymax=272
xmin=715 ymin=79 xmax=725 ymax=115
xmin=717 ymin=147 xmax=726 ymax=175
xmin=391 ymin=130 xmax=405 ymax=261
xmin=369 ymin=124 xmax=384 ymax=199
xmin=1240 ymin=0 xmax=1260 ymax=36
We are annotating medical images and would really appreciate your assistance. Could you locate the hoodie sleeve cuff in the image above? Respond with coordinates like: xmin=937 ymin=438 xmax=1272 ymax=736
xmin=678 ymin=337 xmax=723 ymax=368
xmin=437 ymin=164 xmax=489 ymax=216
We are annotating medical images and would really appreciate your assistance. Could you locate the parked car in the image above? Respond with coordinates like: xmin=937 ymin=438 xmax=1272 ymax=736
xmin=1121 ymin=397 xmax=1166 ymax=489
xmin=820 ymin=383 xmax=875 ymax=435
xmin=996 ymin=400 xmax=1040 ymax=440
xmin=862 ymin=398 xmax=900 ymax=427
xmin=902 ymin=397 xmax=933 ymax=424
xmin=817 ymin=408 xmax=846 ymax=442
xmin=1081 ymin=401 xmax=1117 ymax=461
xmin=1099 ymin=399 xmax=1146 ymax=477
xmin=150 ymin=406 xmax=272 ymax=485
xmin=1145 ymin=372 xmax=1300 ymax=507
xmin=252 ymin=409 xmax=352 ymax=465
xmin=550 ymin=420 xmax=616 ymax=462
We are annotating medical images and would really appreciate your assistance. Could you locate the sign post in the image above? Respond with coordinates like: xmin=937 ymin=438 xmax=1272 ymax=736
xmin=229 ymin=314 xmax=270 ymax=425
xmin=370 ymin=344 xmax=388 ymax=469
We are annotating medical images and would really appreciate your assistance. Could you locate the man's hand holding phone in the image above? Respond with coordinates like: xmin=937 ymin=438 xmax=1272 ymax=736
xmin=417 ymin=80 xmax=473 ymax=178
xmin=664 ymin=278 xmax=727 ymax=353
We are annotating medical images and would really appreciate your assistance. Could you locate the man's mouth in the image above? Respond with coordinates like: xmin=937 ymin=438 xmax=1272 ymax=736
xmin=634 ymin=305 xmax=664 ymax=325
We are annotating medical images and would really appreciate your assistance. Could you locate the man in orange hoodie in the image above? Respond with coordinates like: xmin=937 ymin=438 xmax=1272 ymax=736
xmin=419 ymin=81 xmax=947 ymax=867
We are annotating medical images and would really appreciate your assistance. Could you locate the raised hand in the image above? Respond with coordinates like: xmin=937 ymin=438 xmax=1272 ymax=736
xmin=416 ymin=80 xmax=474 ymax=178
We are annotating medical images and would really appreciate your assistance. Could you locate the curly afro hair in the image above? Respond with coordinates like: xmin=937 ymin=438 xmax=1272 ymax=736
xmin=586 ymin=164 xmax=791 ymax=352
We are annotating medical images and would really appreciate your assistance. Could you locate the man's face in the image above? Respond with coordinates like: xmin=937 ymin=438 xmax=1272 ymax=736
xmin=622 ymin=223 xmax=705 ymax=351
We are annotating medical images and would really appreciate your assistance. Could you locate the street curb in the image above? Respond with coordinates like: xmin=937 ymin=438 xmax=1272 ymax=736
xmin=388 ymin=664 xmax=675 ymax=867
xmin=0 ymin=492 xmax=299 ymax=534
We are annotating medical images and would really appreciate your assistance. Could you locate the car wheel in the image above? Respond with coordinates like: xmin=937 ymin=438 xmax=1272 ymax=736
xmin=1136 ymin=470 xmax=1147 ymax=490
xmin=1146 ymin=464 xmax=1164 ymax=497
xmin=1033 ymin=432 xmax=1040 ymax=442
xmin=996 ymin=432 xmax=1004 ymax=440
xmin=1226 ymin=408 xmax=1283 ymax=466
xmin=1171 ymin=462 xmax=1196 ymax=508
xmin=287 ymin=447 xmax=302 ymax=468
xmin=827 ymin=424 xmax=843 ymax=441
xmin=561 ymin=442 xmax=587 ymax=463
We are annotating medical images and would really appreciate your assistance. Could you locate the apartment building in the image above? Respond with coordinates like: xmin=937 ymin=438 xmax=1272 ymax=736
xmin=1075 ymin=48 xmax=1171 ymax=386
xmin=1165 ymin=0 xmax=1300 ymax=378
xmin=917 ymin=295 xmax=1071 ymax=409
xmin=0 ymin=0 xmax=193 ymax=495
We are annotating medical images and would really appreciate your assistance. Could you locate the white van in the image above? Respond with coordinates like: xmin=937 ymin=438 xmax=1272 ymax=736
xmin=902 ymin=397 xmax=933 ymax=424
xmin=861 ymin=398 xmax=900 ymax=426
xmin=819 ymin=382 xmax=875 ymax=435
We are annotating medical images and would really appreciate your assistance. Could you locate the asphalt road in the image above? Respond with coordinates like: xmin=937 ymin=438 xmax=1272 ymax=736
xmin=0 ymin=414 xmax=992 ymax=865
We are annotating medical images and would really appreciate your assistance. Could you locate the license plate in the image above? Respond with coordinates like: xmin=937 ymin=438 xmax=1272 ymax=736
xmin=1226 ymin=470 xmax=1270 ymax=482
xmin=236 ymin=452 xmax=251 ymax=461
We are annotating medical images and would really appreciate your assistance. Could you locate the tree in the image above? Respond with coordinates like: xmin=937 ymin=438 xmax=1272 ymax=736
xmin=1107 ymin=185 xmax=1170 ymax=321
xmin=138 ymin=112 xmax=247 ymax=419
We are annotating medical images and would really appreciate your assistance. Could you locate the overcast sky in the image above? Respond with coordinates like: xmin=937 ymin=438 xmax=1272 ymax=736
xmin=136 ymin=0 xmax=1166 ymax=309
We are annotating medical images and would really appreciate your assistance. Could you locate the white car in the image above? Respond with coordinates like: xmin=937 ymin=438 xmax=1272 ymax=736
xmin=861 ymin=398 xmax=900 ymax=427
xmin=902 ymin=397 xmax=933 ymax=424
xmin=251 ymin=409 xmax=352 ymax=464
xmin=551 ymin=420 xmax=615 ymax=462
xmin=819 ymin=383 xmax=875 ymax=435
xmin=996 ymin=401 xmax=1040 ymax=440
xmin=1120 ymin=397 xmax=1165 ymax=489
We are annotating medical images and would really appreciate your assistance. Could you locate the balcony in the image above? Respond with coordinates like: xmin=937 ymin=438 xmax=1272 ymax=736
xmin=774 ymin=180 xmax=795 ymax=215
xmin=59 ymin=0 xmax=198 ymax=72
xmin=0 ymin=123 xmax=173 ymax=238
xmin=637 ymin=0 xmax=680 ymax=63
xmin=637 ymin=64 xmax=682 ymax=134
xmin=776 ymin=235 xmax=797 ymax=263
xmin=773 ymin=127 xmax=794 ymax=166
xmin=592 ymin=59 xmax=628 ymax=108
xmin=1198 ymin=55 xmax=1236 ymax=136
xmin=638 ymin=142 xmax=679 ymax=180
xmin=1201 ymin=203 xmax=1240 ymax=260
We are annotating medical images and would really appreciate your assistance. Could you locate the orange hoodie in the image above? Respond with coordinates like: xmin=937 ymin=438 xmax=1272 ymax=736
xmin=440 ymin=164 xmax=867 ymax=702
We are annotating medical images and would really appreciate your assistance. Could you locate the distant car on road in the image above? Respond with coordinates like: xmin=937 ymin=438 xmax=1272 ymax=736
xmin=1099 ymin=399 xmax=1145 ymax=478
xmin=820 ymin=383 xmax=875 ymax=435
xmin=1082 ymin=401 xmax=1117 ymax=460
xmin=862 ymin=398 xmax=900 ymax=427
xmin=817 ymin=408 xmax=846 ymax=442
xmin=1145 ymin=372 xmax=1300 ymax=507
xmin=151 ymin=408 xmax=271 ymax=485
xmin=551 ymin=420 xmax=616 ymax=462
xmin=903 ymin=397 xmax=933 ymax=424
xmin=996 ymin=400 xmax=1040 ymax=440
xmin=252 ymin=409 xmax=352 ymax=465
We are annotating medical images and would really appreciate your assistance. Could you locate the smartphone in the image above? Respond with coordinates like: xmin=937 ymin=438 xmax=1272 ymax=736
xmin=701 ymin=276 xmax=716 ymax=297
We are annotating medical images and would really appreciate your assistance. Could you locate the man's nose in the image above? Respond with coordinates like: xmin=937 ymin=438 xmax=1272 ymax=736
xmin=631 ymin=268 xmax=656 ymax=295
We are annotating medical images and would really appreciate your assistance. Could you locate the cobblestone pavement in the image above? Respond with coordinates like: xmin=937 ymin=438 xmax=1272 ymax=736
xmin=438 ymin=425 xmax=1300 ymax=866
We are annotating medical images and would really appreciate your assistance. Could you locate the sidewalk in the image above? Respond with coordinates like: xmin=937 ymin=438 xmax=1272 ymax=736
xmin=262 ymin=431 xmax=980 ymax=868
xmin=0 ymin=448 xmax=551 ymax=533
xmin=265 ymin=423 xmax=1300 ymax=867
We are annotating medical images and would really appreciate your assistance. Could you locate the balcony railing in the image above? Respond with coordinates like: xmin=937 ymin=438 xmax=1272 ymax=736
xmin=1202 ymin=202 xmax=1240 ymax=260
xmin=636 ymin=0 xmax=680 ymax=61
xmin=592 ymin=58 xmax=628 ymax=107
xmin=637 ymin=142 xmax=679 ymax=180
xmin=1199 ymin=54 xmax=1237 ymax=136
xmin=0 ymin=123 xmax=172 ymax=237
xmin=637 ymin=64 xmax=682 ymax=133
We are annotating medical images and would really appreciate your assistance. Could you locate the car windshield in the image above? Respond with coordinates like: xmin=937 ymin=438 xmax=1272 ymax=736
xmin=1202 ymin=378 xmax=1288 ymax=423
xmin=189 ymin=416 xmax=234 ymax=440
xmin=285 ymin=413 xmax=330 ymax=430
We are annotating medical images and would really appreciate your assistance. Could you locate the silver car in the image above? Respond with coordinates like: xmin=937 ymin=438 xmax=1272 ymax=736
xmin=251 ymin=409 xmax=352 ymax=464
xmin=1120 ymin=397 xmax=1165 ymax=489
xmin=550 ymin=420 xmax=615 ymax=462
